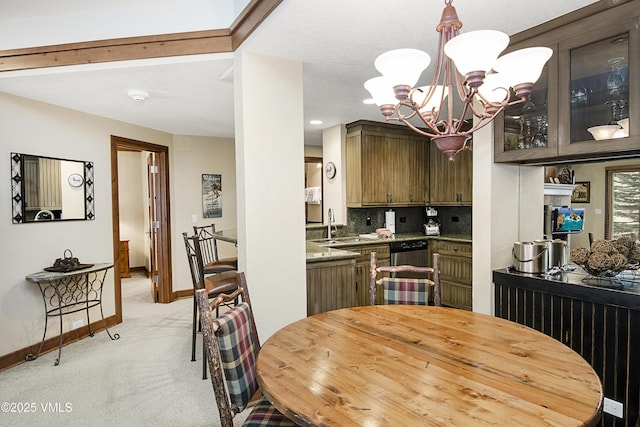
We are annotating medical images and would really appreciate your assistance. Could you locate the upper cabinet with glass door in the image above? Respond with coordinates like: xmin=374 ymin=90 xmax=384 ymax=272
xmin=558 ymin=20 xmax=638 ymax=157
xmin=494 ymin=59 xmax=559 ymax=162
xmin=494 ymin=1 xmax=640 ymax=163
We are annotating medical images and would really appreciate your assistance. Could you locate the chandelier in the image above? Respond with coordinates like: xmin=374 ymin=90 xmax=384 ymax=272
xmin=364 ymin=0 xmax=552 ymax=161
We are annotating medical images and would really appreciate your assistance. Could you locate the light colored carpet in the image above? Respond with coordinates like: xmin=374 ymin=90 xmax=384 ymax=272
xmin=0 ymin=272 xmax=249 ymax=426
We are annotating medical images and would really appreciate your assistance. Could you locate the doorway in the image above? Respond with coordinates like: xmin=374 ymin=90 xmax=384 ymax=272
xmin=111 ymin=136 xmax=173 ymax=323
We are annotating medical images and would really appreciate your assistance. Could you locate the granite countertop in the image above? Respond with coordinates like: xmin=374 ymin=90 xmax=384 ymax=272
xmin=306 ymin=233 xmax=472 ymax=263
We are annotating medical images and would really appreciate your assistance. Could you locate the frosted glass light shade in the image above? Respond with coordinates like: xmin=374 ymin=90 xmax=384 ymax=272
xmin=587 ymin=125 xmax=621 ymax=141
xmin=444 ymin=30 xmax=509 ymax=76
xmin=364 ymin=76 xmax=398 ymax=106
xmin=494 ymin=47 xmax=553 ymax=87
xmin=413 ymin=85 xmax=449 ymax=113
xmin=477 ymin=73 xmax=510 ymax=103
xmin=617 ymin=118 xmax=629 ymax=137
xmin=374 ymin=49 xmax=431 ymax=88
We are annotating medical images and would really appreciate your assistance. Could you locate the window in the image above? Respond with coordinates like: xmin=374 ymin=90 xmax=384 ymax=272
xmin=605 ymin=165 xmax=640 ymax=239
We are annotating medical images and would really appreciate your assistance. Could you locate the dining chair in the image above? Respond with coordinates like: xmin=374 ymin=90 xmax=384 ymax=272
xmin=183 ymin=232 xmax=239 ymax=379
xmin=369 ymin=251 xmax=441 ymax=306
xmin=193 ymin=224 xmax=238 ymax=274
xmin=195 ymin=275 xmax=298 ymax=427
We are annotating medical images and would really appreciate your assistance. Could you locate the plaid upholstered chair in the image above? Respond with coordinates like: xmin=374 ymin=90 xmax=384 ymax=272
xmin=369 ymin=251 xmax=441 ymax=306
xmin=193 ymin=224 xmax=238 ymax=274
xmin=183 ymin=233 xmax=239 ymax=380
xmin=195 ymin=273 xmax=298 ymax=427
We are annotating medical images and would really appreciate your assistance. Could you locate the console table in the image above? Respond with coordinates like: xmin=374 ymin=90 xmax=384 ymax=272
xmin=26 ymin=263 xmax=119 ymax=365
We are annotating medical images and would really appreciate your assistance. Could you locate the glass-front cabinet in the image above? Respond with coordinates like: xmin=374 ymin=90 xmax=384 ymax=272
xmin=558 ymin=20 xmax=637 ymax=157
xmin=494 ymin=60 xmax=559 ymax=162
xmin=494 ymin=3 xmax=639 ymax=163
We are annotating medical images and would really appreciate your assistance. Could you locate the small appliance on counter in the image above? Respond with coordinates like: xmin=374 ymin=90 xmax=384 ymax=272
xmin=385 ymin=209 xmax=396 ymax=234
xmin=424 ymin=207 xmax=441 ymax=236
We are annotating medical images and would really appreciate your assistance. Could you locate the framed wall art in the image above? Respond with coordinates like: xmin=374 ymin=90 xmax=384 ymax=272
xmin=571 ymin=181 xmax=590 ymax=203
xmin=202 ymin=173 xmax=222 ymax=218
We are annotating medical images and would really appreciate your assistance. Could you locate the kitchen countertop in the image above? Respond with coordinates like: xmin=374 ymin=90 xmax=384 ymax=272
xmin=493 ymin=266 xmax=640 ymax=309
xmin=306 ymin=233 xmax=472 ymax=263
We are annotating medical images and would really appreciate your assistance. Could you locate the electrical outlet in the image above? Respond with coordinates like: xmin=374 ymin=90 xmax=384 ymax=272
xmin=603 ymin=397 xmax=623 ymax=418
xmin=399 ymin=217 xmax=406 ymax=223
xmin=72 ymin=320 xmax=84 ymax=330
xmin=191 ymin=214 xmax=198 ymax=223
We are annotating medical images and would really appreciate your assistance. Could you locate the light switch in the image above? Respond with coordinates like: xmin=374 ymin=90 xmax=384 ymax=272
xmin=191 ymin=214 xmax=198 ymax=223
xmin=594 ymin=208 xmax=602 ymax=215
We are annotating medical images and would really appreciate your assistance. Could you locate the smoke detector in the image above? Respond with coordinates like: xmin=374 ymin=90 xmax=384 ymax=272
xmin=127 ymin=89 xmax=149 ymax=102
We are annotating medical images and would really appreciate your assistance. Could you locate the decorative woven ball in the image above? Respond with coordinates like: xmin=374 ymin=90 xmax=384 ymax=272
xmin=612 ymin=239 xmax=630 ymax=257
xmin=587 ymin=252 xmax=613 ymax=272
xmin=628 ymin=245 xmax=640 ymax=263
xmin=610 ymin=253 xmax=628 ymax=270
xmin=570 ymin=247 xmax=590 ymax=264
xmin=616 ymin=235 xmax=636 ymax=250
xmin=590 ymin=239 xmax=617 ymax=255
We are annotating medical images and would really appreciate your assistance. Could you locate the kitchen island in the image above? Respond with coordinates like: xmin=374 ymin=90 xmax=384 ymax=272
xmin=493 ymin=267 xmax=640 ymax=426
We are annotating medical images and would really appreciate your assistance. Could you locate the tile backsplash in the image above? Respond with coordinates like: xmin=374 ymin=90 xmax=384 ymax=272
xmin=346 ymin=206 xmax=472 ymax=236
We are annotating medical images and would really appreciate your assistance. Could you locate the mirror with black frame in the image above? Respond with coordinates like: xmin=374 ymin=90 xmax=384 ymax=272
xmin=11 ymin=152 xmax=95 ymax=223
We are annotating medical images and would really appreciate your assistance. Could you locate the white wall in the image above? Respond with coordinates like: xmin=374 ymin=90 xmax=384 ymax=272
xmin=472 ymin=122 xmax=531 ymax=315
xmin=234 ymin=50 xmax=306 ymax=340
xmin=171 ymin=134 xmax=237 ymax=292
xmin=322 ymin=125 xmax=347 ymax=225
xmin=117 ymin=151 xmax=146 ymax=268
xmin=0 ymin=92 xmax=173 ymax=357
xmin=570 ymin=158 xmax=639 ymax=249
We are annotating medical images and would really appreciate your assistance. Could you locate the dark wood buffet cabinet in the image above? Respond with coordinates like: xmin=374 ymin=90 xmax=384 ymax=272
xmin=494 ymin=269 xmax=640 ymax=427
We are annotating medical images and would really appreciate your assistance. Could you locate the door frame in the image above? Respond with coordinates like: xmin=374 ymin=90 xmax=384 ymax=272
xmin=111 ymin=136 xmax=173 ymax=322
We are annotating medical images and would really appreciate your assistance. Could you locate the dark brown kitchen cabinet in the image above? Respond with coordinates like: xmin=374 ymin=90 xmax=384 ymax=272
xmin=429 ymin=240 xmax=472 ymax=310
xmin=494 ymin=2 xmax=640 ymax=164
xmin=429 ymin=143 xmax=472 ymax=205
xmin=346 ymin=120 xmax=428 ymax=207
xmin=341 ymin=244 xmax=390 ymax=307
xmin=306 ymin=258 xmax=355 ymax=316
xmin=494 ymin=270 xmax=640 ymax=427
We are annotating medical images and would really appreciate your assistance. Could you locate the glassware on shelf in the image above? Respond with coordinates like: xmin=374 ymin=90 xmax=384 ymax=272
xmin=606 ymin=57 xmax=626 ymax=99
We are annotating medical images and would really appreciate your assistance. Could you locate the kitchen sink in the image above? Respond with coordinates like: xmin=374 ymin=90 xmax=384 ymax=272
xmin=310 ymin=236 xmax=363 ymax=245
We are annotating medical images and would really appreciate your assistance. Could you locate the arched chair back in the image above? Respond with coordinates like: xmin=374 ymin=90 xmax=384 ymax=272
xmin=369 ymin=251 xmax=441 ymax=307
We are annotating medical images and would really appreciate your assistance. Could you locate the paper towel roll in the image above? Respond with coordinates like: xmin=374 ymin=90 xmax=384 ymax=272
xmin=385 ymin=210 xmax=396 ymax=234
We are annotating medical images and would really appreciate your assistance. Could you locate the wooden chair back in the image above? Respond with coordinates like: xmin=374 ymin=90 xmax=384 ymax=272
xmin=370 ymin=251 xmax=441 ymax=306
xmin=196 ymin=272 xmax=296 ymax=427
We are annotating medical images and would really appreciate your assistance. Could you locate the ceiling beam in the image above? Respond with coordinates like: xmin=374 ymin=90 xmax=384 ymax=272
xmin=0 ymin=0 xmax=284 ymax=72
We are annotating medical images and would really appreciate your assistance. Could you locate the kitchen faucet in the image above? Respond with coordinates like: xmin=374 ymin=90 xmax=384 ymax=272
xmin=327 ymin=208 xmax=335 ymax=238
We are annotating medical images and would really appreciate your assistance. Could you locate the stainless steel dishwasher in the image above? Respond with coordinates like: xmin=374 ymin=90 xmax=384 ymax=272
xmin=389 ymin=240 xmax=429 ymax=270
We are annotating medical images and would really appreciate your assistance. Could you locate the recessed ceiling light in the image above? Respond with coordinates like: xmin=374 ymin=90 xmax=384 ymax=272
xmin=309 ymin=120 xmax=323 ymax=125
xmin=363 ymin=98 xmax=376 ymax=105
xmin=127 ymin=89 xmax=149 ymax=102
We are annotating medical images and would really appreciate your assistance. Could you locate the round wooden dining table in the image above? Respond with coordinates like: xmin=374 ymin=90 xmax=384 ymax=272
xmin=256 ymin=305 xmax=603 ymax=427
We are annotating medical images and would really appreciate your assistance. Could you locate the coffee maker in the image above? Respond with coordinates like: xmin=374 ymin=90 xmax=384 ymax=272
xmin=424 ymin=207 xmax=441 ymax=236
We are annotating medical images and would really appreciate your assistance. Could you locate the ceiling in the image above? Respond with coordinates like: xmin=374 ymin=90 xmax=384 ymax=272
xmin=0 ymin=0 xmax=601 ymax=146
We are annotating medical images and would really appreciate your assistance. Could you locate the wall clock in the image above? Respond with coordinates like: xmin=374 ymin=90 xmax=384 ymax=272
xmin=68 ymin=173 xmax=84 ymax=187
xmin=325 ymin=162 xmax=336 ymax=179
